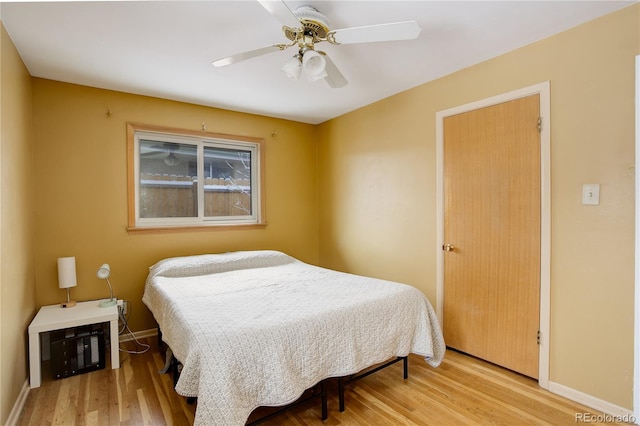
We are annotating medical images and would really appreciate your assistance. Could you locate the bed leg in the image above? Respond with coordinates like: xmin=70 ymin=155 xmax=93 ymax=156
xmin=171 ymin=355 xmax=179 ymax=388
xmin=157 ymin=326 xmax=162 ymax=348
xmin=338 ymin=377 xmax=345 ymax=412
xmin=321 ymin=380 xmax=328 ymax=420
xmin=403 ymin=356 xmax=409 ymax=379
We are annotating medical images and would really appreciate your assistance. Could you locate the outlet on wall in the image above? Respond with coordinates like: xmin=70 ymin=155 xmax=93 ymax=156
xmin=117 ymin=299 xmax=128 ymax=316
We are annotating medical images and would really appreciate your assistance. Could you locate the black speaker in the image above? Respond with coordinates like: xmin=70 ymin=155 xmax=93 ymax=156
xmin=50 ymin=324 xmax=105 ymax=379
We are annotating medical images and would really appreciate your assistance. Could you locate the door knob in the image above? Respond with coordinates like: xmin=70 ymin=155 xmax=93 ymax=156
xmin=443 ymin=244 xmax=455 ymax=252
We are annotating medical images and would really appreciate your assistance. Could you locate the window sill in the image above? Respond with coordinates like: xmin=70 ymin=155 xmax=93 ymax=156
xmin=126 ymin=222 xmax=267 ymax=234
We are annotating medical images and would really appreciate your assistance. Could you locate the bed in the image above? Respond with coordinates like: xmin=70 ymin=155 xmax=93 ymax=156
xmin=142 ymin=250 xmax=445 ymax=425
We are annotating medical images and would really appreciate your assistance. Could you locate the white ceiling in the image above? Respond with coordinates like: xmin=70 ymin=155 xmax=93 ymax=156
xmin=1 ymin=1 xmax=636 ymax=124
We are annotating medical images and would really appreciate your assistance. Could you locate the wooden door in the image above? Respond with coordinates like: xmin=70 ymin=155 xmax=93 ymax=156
xmin=443 ymin=94 xmax=541 ymax=379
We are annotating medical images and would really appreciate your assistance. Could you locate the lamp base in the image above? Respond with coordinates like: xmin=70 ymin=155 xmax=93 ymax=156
xmin=61 ymin=300 xmax=76 ymax=308
xmin=99 ymin=298 xmax=117 ymax=308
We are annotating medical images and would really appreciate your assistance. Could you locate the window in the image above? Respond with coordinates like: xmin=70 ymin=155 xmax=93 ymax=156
xmin=127 ymin=123 xmax=264 ymax=231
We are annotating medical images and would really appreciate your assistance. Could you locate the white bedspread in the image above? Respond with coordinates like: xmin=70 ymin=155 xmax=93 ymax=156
xmin=142 ymin=250 xmax=445 ymax=425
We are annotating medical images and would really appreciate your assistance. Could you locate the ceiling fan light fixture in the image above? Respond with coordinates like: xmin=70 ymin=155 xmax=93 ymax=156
xmin=302 ymin=50 xmax=326 ymax=81
xmin=306 ymin=68 xmax=327 ymax=82
xmin=281 ymin=55 xmax=302 ymax=79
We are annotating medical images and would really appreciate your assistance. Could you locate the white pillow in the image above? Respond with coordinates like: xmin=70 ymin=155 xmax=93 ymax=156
xmin=147 ymin=250 xmax=295 ymax=280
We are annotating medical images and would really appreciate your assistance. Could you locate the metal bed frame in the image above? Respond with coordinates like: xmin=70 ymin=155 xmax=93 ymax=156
xmin=337 ymin=356 xmax=408 ymax=412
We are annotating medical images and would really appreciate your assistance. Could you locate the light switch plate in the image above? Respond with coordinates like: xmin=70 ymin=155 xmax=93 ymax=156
xmin=582 ymin=183 xmax=600 ymax=205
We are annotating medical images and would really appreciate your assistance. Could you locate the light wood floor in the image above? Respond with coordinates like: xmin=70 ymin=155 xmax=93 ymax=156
xmin=17 ymin=337 xmax=624 ymax=425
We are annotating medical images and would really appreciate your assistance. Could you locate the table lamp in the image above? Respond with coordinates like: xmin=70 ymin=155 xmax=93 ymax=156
xmin=96 ymin=263 xmax=117 ymax=307
xmin=57 ymin=256 xmax=77 ymax=308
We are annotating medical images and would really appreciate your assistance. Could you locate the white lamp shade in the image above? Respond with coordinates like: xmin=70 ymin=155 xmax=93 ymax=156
xmin=281 ymin=56 xmax=302 ymax=79
xmin=57 ymin=257 xmax=77 ymax=289
xmin=96 ymin=264 xmax=111 ymax=280
xmin=302 ymin=50 xmax=327 ymax=81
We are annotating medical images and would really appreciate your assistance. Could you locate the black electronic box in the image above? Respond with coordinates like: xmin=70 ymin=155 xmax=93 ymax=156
xmin=50 ymin=324 xmax=105 ymax=379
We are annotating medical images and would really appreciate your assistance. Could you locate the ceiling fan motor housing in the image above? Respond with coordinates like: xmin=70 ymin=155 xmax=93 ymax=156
xmin=284 ymin=5 xmax=330 ymax=42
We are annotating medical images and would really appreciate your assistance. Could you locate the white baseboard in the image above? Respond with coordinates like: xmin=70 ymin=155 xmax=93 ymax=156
xmin=548 ymin=381 xmax=637 ymax=423
xmin=118 ymin=327 xmax=158 ymax=343
xmin=6 ymin=380 xmax=29 ymax=426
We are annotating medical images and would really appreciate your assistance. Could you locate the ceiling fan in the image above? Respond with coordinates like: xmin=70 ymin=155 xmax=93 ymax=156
xmin=212 ymin=1 xmax=422 ymax=88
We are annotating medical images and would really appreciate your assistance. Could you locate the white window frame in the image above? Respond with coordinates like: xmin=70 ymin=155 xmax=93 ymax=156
xmin=127 ymin=123 xmax=265 ymax=232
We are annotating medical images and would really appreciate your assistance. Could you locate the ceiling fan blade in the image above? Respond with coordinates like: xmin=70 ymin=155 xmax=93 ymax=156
xmin=320 ymin=53 xmax=348 ymax=88
xmin=330 ymin=21 xmax=421 ymax=45
xmin=212 ymin=45 xmax=284 ymax=67
xmin=257 ymin=0 xmax=301 ymax=29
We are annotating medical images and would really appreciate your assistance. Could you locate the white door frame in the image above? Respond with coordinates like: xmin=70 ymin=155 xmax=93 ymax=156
xmin=435 ymin=81 xmax=551 ymax=388
xmin=633 ymin=54 xmax=639 ymax=421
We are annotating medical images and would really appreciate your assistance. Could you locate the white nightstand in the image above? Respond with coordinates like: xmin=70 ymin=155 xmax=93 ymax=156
xmin=28 ymin=300 xmax=120 ymax=388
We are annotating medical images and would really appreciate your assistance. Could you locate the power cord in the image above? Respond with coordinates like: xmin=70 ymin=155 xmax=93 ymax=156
xmin=118 ymin=301 xmax=150 ymax=354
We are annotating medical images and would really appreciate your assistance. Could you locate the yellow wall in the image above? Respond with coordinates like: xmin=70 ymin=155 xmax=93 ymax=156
xmin=318 ymin=4 xmax=639 ymax=410
xmin=31 ymin=80 xmax=318 ymax=333
xmin=0 ymin=22 xmax=35 ymax=424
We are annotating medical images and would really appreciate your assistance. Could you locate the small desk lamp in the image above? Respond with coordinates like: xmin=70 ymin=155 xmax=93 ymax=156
xmin=58 ymin=256 xmax=77 ymax=308
xmin=96 ymin=263 xmax=117 ymax=307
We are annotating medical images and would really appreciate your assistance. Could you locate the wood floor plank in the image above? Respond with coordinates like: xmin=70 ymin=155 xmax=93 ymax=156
xmin=17 ymin=338 xmax=627 ymax=425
